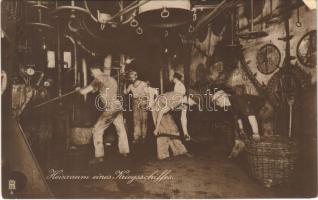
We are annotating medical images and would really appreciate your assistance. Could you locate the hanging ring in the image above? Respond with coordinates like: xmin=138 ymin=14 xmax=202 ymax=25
xmin=164 ymin=30 xmax=169 ymax=37
xmin=161 ymin=7 xmax=169 ymax=18
xmin=296 ymin=7 xmax=302 ymax=27
xmin=68 ymin=20 xmax=79 ymax=32
xmin=100 ymin=23 xmax=106 ymax=30
xmin=136 ymin=27 xmax=143 ymax=35
xmin=193 ymin=12 xmax=197 ymax=21
xmin=130 ymin=18 xmax=138 ymax=27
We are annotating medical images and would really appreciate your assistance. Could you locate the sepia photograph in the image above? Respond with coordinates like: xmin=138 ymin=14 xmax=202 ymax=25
xmin=1 ymin=0 xmax=317 ymax=198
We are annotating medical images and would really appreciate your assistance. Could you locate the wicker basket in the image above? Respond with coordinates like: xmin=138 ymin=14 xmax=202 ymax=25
xmin=71 ymin=127 xmax=93 ymax=145
xmin=245 ymin=136 xmax=298 ymax=188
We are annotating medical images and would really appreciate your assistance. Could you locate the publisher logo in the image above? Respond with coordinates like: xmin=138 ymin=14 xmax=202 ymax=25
xmin=8 ymin=179 xmax=16 ymax=195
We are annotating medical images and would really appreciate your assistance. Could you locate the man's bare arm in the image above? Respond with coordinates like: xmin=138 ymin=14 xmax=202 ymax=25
xmin=79 ymin=85 xmax=94 ymax=95
xmin=124 ymin=84 xmax=132 ymax=95
xmin=154 ymin=110 xmax=164 ymax=135
xmin=248 ymin=115 xmax=260 ymax=141
xmin=181 ymin=108 xmax=191 ymax=140
xmin=153 ymin=105 xmax=170 ymax=135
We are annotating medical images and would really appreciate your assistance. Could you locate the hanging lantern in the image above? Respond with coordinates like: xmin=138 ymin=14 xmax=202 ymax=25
xmin=137 ymin=0 xmax=192 ymax=28
xmin=51 ymin=0 xmax=89 ymax=19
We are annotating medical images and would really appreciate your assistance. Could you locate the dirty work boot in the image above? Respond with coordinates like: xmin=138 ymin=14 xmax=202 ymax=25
xmin=161 ymin=156 xmax=173 ymax=161
xmin=88 ymin=157 xmax=104 ymax=165
xmin=121 ymin=153 xmax=129 ymax=157
xmin=228 ymin=139 xmax=245 ymax=158
xmin=132 ymin=139 xmax=139 ymax=144
xmin=184 ymin=152 xmax=194 ymax=158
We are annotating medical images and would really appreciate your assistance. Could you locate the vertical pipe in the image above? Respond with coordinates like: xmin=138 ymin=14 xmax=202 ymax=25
xmin=73 ymin=40 xmax=77 ymax=86
xmin=250 ymin=0 xmax=254 ymax=32
xmin=120 ymin=54 xmax=126 ymax=96
xmin=283 ymin=1 xmax=291 ymax=65
xmin=230 ymin=8 xmax=235 ymax=46
xmin=288 ymin=103 xmax=293 ymax=137
xmin=38 ymin=8 xmax=42 ymax=23
xmin=117 ymin=70 xmax=120 ymax=95
xmin=160 ymin=67 xmax=163 ymax=94
xmin=270 ymin=0 xmax=273 ymax=17
xmin=56 ymin=24 xmax=62 ymax=97
xmin=119 ymin=0 xmax=124 ymax=23
xmin=65 ymin=35 xmax=77 ymax=86
xmin=82 ymin=58 xmax=88 ymax=101
xmin=183 ymin=43 xmax=191 ymax=97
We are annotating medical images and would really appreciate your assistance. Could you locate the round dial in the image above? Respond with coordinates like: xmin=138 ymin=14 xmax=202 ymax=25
xmin=256 ymin=44 xmax=281 ymax=74
xmin=297 ymin=30 xmax=316 ymax=68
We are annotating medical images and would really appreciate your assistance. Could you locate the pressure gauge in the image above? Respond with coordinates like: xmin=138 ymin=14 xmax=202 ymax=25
xmin=25 ymin=67 xmax=35 ymax=76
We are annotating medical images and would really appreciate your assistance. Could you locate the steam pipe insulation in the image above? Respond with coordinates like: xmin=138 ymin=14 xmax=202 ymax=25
xmin=65 ymin=35 xmax=78 ymax=86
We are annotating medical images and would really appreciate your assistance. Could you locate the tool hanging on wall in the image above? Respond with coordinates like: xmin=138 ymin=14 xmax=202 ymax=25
xmin=295 ymin=6 xmax=302 ymax=27
xmin=287 ymin=95 xmax=295 ymax=138
xmin=266 ymin=0 xmax=281 ymax=26
xmin=238 ymin=48 xmax=268 ymax=98
xmin=238 ymin=0 xmax=268 ymax=39
xmin=227 ymin=6 xmax=241 ymax=48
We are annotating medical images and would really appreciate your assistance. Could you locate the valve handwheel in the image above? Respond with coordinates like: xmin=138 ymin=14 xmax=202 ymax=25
xmin=296 ymin=30 xmax=316 ymax=68
xmin=256 ymin=44 xmax=281 ymax=74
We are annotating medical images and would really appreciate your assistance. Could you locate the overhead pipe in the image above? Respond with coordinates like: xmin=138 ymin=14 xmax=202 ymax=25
xmin=84 ymin=0 xmax=138 ymax=23
xmin=84 ymin=0 xmax=150 ymax=25
xmin=238 ymin=1 xmax=304 ymax=32
xmin=65 ymin=35 xmax=78 ymax=86
xmin=195 ymin=0 xmax=238 ymax=33
xmin=56 ymin=24 xmax=62 ymax=97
